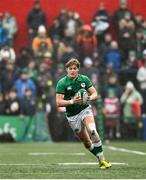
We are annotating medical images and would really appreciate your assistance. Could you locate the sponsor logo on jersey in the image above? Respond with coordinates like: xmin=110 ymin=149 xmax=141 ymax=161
xmin=67 ymin=86 xmax=72 ymax=90
xmin=81 ymin=83 xmax=86 ymax=88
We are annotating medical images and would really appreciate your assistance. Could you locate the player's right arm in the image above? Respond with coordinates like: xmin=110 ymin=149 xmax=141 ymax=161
xmin=56 ymin=93 xmax=73 ymax=107
xmin=56 ymin=94 xmax=82 ymax=107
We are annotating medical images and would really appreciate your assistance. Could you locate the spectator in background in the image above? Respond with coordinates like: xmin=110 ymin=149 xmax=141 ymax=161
xmin=114 ymin=0 xmax=133 ymax=33
xmin=91 ymin=72 xmax=101 ymax=96
xmin=51 ymin=35 xmax=66 ymax=66
xmin=64 ymin=10 xmax=77 ymax=43
xmin=142 ymin=20 xmax=146 ymax=49
xmin=73 ymin=12 xmax=83 ymax=33
xmin=121 ymin=50 xmax=139 ymax=86
xmin=0 ymin=64 xmax=2 ymax=90
xmin=1 ymin=61 xmax=20 ymax=93
xmin=123 ymin=50 xmax=138 ymax=70
xmin=104 ymin=41 xmax=122 ymax=73
xmin=32 ymin=25 xmax=52 ymax=57
xmin=37 ymin=76 xmax=55 ymax=134
xmin=34 ymin=40 xmax=51 ymax=63
xmin=137 ymin=49 xmax=146 ymax=68
xmin=14 ymin=70 xmax=36 ymax=97
xmin=37 ymin=62 xmax=53 ymax=96
xmin=103 ymin=88 xmax=121 ymax=139
xmin=92 ymin=3 xmax=110 ymax=43
xmin=0 ymin=13 xmax=8 ymax=47
xmin=49 ymin=19 xmax=61 ymax=39
xmin=134 ymin=13 xmax=144 ymax=29
xmin=56 ymin=8 xmax=68 ymax=39
xmin=0 ymin=93 xmax=6 ymax=114
xmin=0 ymin=44 xmax=16 ymax=63
xmin=64 ymin=11 xmax=82 ymax=44
xmin=135 ymin=29 xmax=145 ymax=60
xmin=118 ymin=11 xmax=135 ymax=30
xmin=137 ymin=51 xmax=146 ymax=114
xmin=80 ymin=57 xmax=98 ymax=79
xmin=101 ymin=63 xmax=115 ymax=86
xmin=60 ymin=44 xmax=78 ymax=65
xmin=27 ymin=0 xmax=47 ymax=45
xmin=43 ymin=52 xmax=53 ymax=71
xmin=2 ymin=12 xmax=18 ymax=46
xmin=51 ymin=10 xmax=82 ymax=42
xmin=22 ymin=60 xmax=38 ymax=83
xmin=5 ymin=88 xmax=20 ymax=115
xmin=20 ymin=88 xmax=37 ymax=117
xmin=118 ymin=11 xmax=136 ymax=58
xmin=53 ymin=63 xmax=66 ymax=85
xmin=76 ymin=24 xmax=97 ymax=60
xmin=99 ymin=33 xmax=112 ymax=59
xmin=120 ymin=81 xmax=143 ymax=139
xmin=142 ymin=20 xmax=146 ymax=33
xmin=16 ymin=47 xmax=33 ymax=68
xmin=92 ymin=48 xmax=102 ymax=69
xmin=102 ymin=72 xmax=122 ymax=99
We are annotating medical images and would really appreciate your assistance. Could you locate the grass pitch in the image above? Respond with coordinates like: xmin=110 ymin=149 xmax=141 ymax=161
xmin=0 ymin=141 xmax=146 ymax=179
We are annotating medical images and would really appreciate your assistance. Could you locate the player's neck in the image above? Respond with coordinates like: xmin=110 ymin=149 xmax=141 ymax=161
xmin=68 ymin=74 xmax=78 ymax=80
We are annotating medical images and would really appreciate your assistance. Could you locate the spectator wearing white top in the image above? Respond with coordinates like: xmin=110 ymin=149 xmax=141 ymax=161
xmin=0 ymin=44 xmax=16 ymax=63
xmin=2 ymin=12 xmax=18 ymax=46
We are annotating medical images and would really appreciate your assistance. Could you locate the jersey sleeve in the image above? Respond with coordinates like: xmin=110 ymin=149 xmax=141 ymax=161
xmin=56 ymin=79 xmax=65 ymax=94
xmin=84 ymin=75 xmax=92 ymax=89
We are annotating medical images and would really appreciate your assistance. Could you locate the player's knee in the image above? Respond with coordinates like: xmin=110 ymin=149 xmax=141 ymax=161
xmin=91 ymin=129 xmax=96 ymax=136
xmin=90 ymin=129 xmax=100 ymax=143
xmin=88 ymin=128 xmax=96 ymax=136
xmin=87 ymin=123 xmax=100 ymax=142
xmin=74 ymin=128 xmax=81 ymax=134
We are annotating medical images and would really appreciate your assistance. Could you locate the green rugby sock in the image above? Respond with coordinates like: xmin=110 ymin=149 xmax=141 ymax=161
xmin=89 ymin=141 xmax=104 ymax=160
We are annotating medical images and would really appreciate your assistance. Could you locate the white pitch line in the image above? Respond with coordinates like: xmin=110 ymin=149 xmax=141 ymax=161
xmin=0 ymin=162 xmax=128 ymax=166
xmin=0 ymin=172 xmax=97 ymax=175
xmin=0 ymin=163 xmax=44 ymax=166
xmin=28 ymin=152 xmax=85 ymax=156
xmin=58 ymin=162 xmax=128 ymax=165
xmin=106 ymin=146 xmax=146 ymax=155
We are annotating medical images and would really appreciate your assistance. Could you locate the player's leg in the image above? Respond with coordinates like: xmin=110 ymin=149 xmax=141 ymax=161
xmin=83 ymin=116 xmax=104 ymax=159
xmin=67 ymin=113 xmax=92 ymax=148
xmin=67 ymin=107 xmax=111 ymax=169
xmin=83 ymin=116 xmax=112 ymax=169
xmin=75 ymin=125 xmax=92 ymax=149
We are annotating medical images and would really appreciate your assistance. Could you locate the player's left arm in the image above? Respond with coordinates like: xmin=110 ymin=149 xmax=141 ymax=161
xmin=87 ymin=86 xmax=98 ymax=101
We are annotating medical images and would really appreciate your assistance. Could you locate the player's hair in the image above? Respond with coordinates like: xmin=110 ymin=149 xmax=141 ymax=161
xmin=65 ymin=58 xmax=80 ymax=69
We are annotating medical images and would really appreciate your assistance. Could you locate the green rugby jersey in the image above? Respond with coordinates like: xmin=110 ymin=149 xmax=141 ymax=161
xmin=56 ymin=74 xmax=92 ymax=117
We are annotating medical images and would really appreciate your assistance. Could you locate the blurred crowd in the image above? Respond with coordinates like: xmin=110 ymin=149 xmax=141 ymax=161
xmin=0 ymin=0 xmax=146 ymax=141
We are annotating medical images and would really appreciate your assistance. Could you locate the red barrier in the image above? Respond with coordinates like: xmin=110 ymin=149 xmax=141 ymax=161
xmin=0 ymin=0 xmax=146 ymax=52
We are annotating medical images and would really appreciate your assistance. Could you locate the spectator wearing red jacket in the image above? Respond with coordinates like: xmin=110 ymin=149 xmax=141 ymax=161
xmin=76 ymin=24 xmax=97 ymax=62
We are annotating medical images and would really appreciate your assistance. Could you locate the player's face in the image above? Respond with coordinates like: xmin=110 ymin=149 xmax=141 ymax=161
xmin=66 ymin=65 xmax=79 ymax=79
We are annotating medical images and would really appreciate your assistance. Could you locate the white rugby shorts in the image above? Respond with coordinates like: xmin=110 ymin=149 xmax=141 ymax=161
xmin=66 ymin=105 xmax=94 ymax=133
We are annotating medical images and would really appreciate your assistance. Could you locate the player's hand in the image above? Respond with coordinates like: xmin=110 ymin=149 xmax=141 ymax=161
xmin=73 ymin=96 xmax=83 ymax=104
